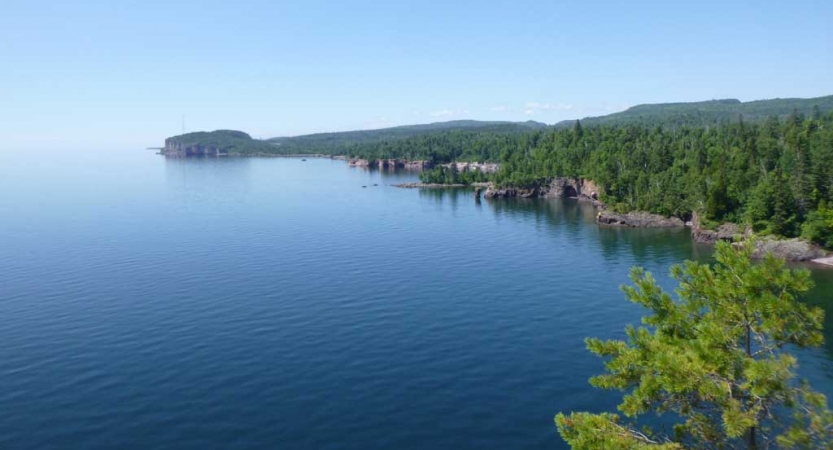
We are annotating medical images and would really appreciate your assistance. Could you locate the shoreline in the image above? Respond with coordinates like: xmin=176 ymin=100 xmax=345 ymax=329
xmin=393 ymin=182 xmax=491 ymax=189
xmin=158 ymin=153 xmax=831 ymax=264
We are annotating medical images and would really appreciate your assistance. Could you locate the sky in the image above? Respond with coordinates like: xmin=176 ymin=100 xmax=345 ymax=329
xmin=1 ymin=0 xmax=831 ymax=151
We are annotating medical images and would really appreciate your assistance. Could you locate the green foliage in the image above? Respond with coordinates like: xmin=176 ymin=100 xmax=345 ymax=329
xmin=165 ymin=130 xmax=276 ymax=154
xmin=496 ymin=112 xmax=833 ymax=242
xmin=267 ymin=120 xmax=547 ymax=156
xmin=556 ymin=240 xmax=831 ymax=449
xmin=801 ymin=204 xmax=833 ymax=248
xmin=164 ymin=102 xmax=833 ymax=247
xmin=553 ymin=95 xmax=833 ymax=128
xmin=418 ymin=164 xmax=488 ymax=185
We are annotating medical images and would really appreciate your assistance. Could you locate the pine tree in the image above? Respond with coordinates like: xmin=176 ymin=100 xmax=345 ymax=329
xmin=772 ymin=169 xmax=798 ymax=237
xmin=573 ymin=120 xmax=584 ymax=140
xmin=556 ymin=240 xmax=832 ymax=449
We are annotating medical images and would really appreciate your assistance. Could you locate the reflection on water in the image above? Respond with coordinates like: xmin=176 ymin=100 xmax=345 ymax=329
xmin=417 ymin=189 xmax=833 ymax=369
xmin=2 ymin=153 xmax=833 ymax=450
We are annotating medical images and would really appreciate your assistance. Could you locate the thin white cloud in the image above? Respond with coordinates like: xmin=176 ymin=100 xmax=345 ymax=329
xmin=524 ymin=102 xmax=574 ymax=115
xmin=429 ymin=109 xmax=455 ymax=117
xmin=489 ymin=105 xmax=508 ymax=112
xmin=428 ymin=108 xmax=470 ymax=118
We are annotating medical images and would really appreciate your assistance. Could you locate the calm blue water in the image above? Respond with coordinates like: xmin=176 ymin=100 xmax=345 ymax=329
xmin=1 ymin=151 xmax=832 ymax=449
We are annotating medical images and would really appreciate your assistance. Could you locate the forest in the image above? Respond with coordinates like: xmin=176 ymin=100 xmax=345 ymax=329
xmin=498 ymin=110 xmax=833 ymax=244
xmin=164 ymin=97 xmax=833 ymax=247
xmin=400 ymin=110 xmax=833 ymax=247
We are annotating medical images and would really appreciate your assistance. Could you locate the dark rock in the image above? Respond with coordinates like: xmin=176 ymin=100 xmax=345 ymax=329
xmin=752 ymin=238 xmax=826 ymax=261
xmin=348 ymin=159 xmax=371 ymax=167
xmin=690 ymin=212 xmax=749 ymax=244
xmin=597 ymin=211 xmax=685 ymax=228
xmin=483 ymin=178 xmax=603 ymax=204
xmin=393 ymin=183 xmax=466 ymax=189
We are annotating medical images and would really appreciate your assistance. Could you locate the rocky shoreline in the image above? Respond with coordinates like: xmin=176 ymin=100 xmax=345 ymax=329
xmin=597 ymin=211 xmax=685 ymax=228
xmin=393 ymin=182 xmax=491 ymax=189
xmin=348 ymin=158 xmax=499 ymax=173
xmin=481 ymin=178 xmax=828 ymax=262
xmin=595 ymin=210 xmax=826 ymax=262
xmin=158 ymin=151 xmax=831 ymax=264
xmin=483 ymin=178 xmax=602 ymax=203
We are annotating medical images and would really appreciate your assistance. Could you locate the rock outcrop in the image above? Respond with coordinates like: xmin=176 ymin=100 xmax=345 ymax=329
xmin=597 ymin=211 xmax=685 ymax=228
xmin=483 ymin=185 xmax=540 ymax=198
xmin=483 ymin=177 xmax=598 ymax=200
xmin=689 ymin=213 xmax=827 ymax=261
xmin=347 ymin=159 xmax=494 ymax=172
xmin=348 ymin=159 xmax=371 ymax=167
xmin=690 ymin=212 xmax=749 ymax=244
xmin=393 ymin=182 xmax=466 ymax=188
xmin=448 ymin=162 xmax=499 ymax=174
xmin=162 ymin=142 xmax=224 ymax=157
xmin=403 ymin=160 xmax=434 ymax=170
xmin=752 ymin=238 xmax=826 ymax=261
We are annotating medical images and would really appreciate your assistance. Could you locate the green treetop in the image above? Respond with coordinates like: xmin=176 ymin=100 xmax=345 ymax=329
xmin=556 ymin=240 xmax=833 ymax=449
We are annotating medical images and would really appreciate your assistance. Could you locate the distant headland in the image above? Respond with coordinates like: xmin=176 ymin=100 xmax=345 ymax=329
xmin=157 ymin=94 xmax=833 ymax=263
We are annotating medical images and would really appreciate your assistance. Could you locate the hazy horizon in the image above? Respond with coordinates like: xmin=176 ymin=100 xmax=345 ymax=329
xmin=2 ymin=1 xmax=831 ymax=151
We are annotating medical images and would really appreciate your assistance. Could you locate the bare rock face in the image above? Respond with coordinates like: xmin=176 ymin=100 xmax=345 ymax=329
xmin=693 ymin=223 xmax=744 ymax=244
xmin=483 ymin=186 xmax=539 ymax=199
xmin=403 ymin=160 xmax=434 ymax=170
xmin=752 ymin=238 xmax=826 ymax=261
xmin=449 ymin=162 xmax=499 ymax=174
xmin=482 ymin=178 xmax=604 ymax=205
xmin=688 ymin=212 xmax=826 ymax=261
xmin=597 ymin=211 xmax=685 ymax=228
xmin=377 ymin=159 xmax=404 ymax=169
xmin=690 ymin=212 xmax=750 ymax=244
xmin=162 ymin=142 xmax=222 ymax=157
xmin=348 ymin=159 xmax=371 ymax=167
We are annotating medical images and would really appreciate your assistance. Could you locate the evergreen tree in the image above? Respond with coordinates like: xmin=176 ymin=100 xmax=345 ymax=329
xmin=573 ymin=120 xmax=584 ymax=140
xmin=556 ymin=240 xmax=832 ymax=449
xmin=772 ymin=169 xmax=798 ymax=237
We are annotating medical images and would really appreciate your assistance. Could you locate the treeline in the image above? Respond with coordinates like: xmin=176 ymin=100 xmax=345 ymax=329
xmin=332 ymin=111 xmax=833 ymax=246
xmin=165 ymin=130 xmax=277 ymax=154
xmin=418 ymin=164 xmax=489 ymax=184
xmin=344 ymin=130 xmax=532 ymax=162
xmin=552 ymin=95 xmax=833 ymax=128
xmin=163 ymin=101 xmax=833 ymax=246
xmin=267 ymin=120 xmax=546 ymax=155
xmin=497 ymin=111 xmax=833 ymax=245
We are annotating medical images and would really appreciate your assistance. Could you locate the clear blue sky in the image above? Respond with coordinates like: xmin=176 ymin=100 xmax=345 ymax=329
xmin=1 ymin=0 xmax=831 ymax=151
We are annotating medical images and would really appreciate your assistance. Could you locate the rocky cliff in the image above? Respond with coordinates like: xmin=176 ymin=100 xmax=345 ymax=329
xmin=347 ymin=159 xmax=497 ymax=172
xmin=597 ymin=211 xmax=685 ymax=228
xmin=161 ymin=130 xmax=271 ymax=156
xmin=483 ymin=177 xmax=599 ymax=200
xmin=690 ymin=212 xmax=748 ymax=244
xmin=162 ymin=141 xmax=225 ymax=157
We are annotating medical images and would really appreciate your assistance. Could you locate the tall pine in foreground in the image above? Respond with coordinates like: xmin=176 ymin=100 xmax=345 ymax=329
xmin=556 ymin=240 xmax=833 ymax=449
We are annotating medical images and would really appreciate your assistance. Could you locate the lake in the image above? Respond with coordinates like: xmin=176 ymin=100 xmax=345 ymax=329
xmin=1 ymin=151 xmax=832 ymax=449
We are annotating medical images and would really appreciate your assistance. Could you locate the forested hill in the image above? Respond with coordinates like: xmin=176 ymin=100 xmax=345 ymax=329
xmin=554 ymin=95 xmax=833 ymax=128
xmin=164 ymin=130 xmax=276 ymax=155
xmin=267 ymin=120 xmax=546 ymax=155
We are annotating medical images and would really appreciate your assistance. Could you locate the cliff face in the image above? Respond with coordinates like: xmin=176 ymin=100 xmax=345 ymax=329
xmin=162 ymin=140 xmax=224 ymax=157
xmin=346 ymin=159 xmax=497 ymax=172
xmin=597 ymin=211 xmax=685 ymax=227
xmin=484 ymin=177 xmax=599 ymax=200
